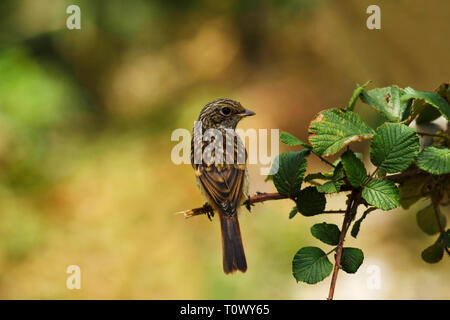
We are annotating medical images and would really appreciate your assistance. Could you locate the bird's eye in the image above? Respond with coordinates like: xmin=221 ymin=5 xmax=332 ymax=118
xmin=221 ymin=107 xmax=231 ymax=115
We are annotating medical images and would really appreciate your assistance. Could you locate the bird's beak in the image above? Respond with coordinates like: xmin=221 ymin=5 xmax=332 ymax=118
xmin=240 ymin=109 xmax=256 ymax=117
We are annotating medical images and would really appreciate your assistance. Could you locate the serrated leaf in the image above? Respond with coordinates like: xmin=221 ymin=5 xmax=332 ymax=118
xmin=360 ymin=86 xmax=411 ymax=122
xmin=341 ymin=150 xmax=368 ymax=187
xmin=280 ymin=131 xmax=312 ymax=148
xmin=340 ymin=248 xmax=364 ymax=273
xmin=370 ymin=123 xmax=420 ymax=173
xmin=311 ymin=223 xmax=340 ymax=246
xmin=416 ymin=146 xmax=450 ymax=175
xmin=309 ymin=109 xmax=375 ymax=156
xmin=421 ymin=242 xmax=444 ymax=264
xmin=292 ymin=246 xmax=333 ymax=284
xmin=296 ymin=186 xmax=326 ymax=216
xmin=416 ymin=204 xmax=447 ymax=235
xmin=347 ymin=81 xmax=371 ymax=111
xmin=402 ymin=87 xmax=450 ymax=120
xmin=272 ymin=150 xmax=309 ymax=198
xmin=362 ymin=179 xmax=400 ymax=211
xmin=289 ymin=206 xmax=298 ymax=219
xmin=351 ymin=207 xmax=377 ymax=238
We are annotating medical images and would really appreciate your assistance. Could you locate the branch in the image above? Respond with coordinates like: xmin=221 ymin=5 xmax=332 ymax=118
xmin=178 ymin=167 xmax=439 ymax=219
xmin=327 ymin=191 xmax=360 ymax=300
xmin=177 ymin=192 xmax=288 ymax=218
xmin=431 ymin=192 xmax=450 ymax=257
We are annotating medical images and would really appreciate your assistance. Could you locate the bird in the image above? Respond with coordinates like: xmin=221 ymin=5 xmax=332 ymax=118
xmin=190 ymin=98 xmax=255 ymax=274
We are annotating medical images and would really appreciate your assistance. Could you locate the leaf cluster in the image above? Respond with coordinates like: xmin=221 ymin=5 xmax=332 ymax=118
xmin=272 ymin=83 xmax=450 ymax=284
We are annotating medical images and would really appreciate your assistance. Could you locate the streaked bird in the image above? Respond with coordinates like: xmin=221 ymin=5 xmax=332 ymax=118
xmin=190 ymin=98 xmax=255 ymax=274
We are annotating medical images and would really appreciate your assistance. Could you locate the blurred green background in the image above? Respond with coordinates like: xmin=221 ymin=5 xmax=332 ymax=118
xmin=0 ymin=0 xmax=448 ymax=299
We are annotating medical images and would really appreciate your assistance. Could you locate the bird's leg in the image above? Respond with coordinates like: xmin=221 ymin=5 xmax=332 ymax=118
xmin=204 ymin=203 xmax=214 ymax=221
xmin=178 ymin=202 xmax=214 ymax=219
xmin=245 ymin=195 xmax=252 ymax=212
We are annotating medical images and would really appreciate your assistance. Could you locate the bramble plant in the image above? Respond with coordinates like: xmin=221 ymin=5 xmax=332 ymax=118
xmin=274 ymin=82 xmax=450 ymax=299
xmin=183 ymin=82 xmax=450 ymax=300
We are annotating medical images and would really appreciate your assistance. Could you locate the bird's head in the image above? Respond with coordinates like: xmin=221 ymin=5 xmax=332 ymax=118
xmin=198 ymin=98 xmax=255 ymax=129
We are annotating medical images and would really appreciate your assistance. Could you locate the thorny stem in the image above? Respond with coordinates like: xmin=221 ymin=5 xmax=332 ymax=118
xmin=431 ymin=192 xmax=450 ymax=257
xmin=327 ymin=190 xmax=361 ymax=300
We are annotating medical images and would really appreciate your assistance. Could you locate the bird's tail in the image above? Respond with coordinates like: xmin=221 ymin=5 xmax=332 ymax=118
xmin=219 ymin=214 xmax=247 ymax=274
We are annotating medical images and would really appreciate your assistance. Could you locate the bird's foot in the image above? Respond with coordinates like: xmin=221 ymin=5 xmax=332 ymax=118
xmin=245 ymin=195 xmax=252 ymax=212
xmin=204 ymin=203 xmax=214 ymax=221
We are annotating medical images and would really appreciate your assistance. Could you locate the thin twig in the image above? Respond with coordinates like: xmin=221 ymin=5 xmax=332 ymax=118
xmin=177 ymin=192 xmax=288 ymax=218
xmin=322 ymin=210 xmax=346 ymax=214
xmin=312 ymin=151 xmax=336 ymax=168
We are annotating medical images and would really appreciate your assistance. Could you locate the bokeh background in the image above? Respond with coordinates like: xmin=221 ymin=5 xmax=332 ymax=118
xmin=0 ymin=0 xmax=448 ymax=299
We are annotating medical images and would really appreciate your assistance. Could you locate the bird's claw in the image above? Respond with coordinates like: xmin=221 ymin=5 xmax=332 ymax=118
xmin=204 ymin=203 xmax=214 ymax=221
xmin=245 ymin=196 xmax=252 ymax=212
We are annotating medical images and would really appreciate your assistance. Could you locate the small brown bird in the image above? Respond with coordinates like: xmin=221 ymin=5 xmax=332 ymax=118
xmin=191 ymin=99 xmax=255 ymax=274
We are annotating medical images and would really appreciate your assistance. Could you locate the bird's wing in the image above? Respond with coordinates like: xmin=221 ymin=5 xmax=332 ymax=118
xmin=198 ymin=164 xmax=246 ymax=217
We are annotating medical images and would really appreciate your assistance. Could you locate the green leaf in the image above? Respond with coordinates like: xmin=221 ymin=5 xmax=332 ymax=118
xmin=405 ymin=98 xmax=428 ymax=124
xmin=399 ymin=175 xmax=431 ymax=209
xmin=402 ymin=87 xmax=450 ymax=120
xmin=416 ymin=104 xmax=442 ymax=124
xmin=416 ymin=146 xmax=450 ymax=175
xmin=360 ymin=85 xmax=411 ymax=122
xmin=292 ymin=246 xmax=333 ymax=284
xmin=311 ymin=223 xmax=340 ymax=246
xmin=347 ymin=81 xmax=371 ymax=111
xmin=441 ymin=230 xmax=450 ymax=248
xmin=341 ymin=150 xmax=368 ymax=187
xmin=416 ymin=204 xmax=447 ymax=235
xmin=351 ymin=207 xmax=377 ymax=238
xmin=280 ymin=131 xmax=312 ymax=148
xmin=376 ymin=167 xmax=387 ymax=178
xmin=370 ymin=123 xmax=420 ymax=173
xmin=421 ymin=242 xmax=444 ymax=264
xmin=309 ymin=109 xmax=375 ymax=157
xmin=296 ymin=186 xmax=326 ymax=216
xmin=289 ymin=206 xmax=298 ymax=219
xmin=332 ymin=162 xmax=345 ymax=179
xmin=304 ymin=172 xmax=333 ymax=182
xmin=333 ymin=152 xmax=363 ymax=167
xmin=272 ymin=150 xmax=309 ymax=198
xmin=362 ymin=179 xmax=400 ymax=211
xmin=317 ymin=181 xmax=342 ymax=193
xmin=340 ymin=247 xmax=364 ymax=273
xmin=436 ymin=83 xmax=450 ymax=103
